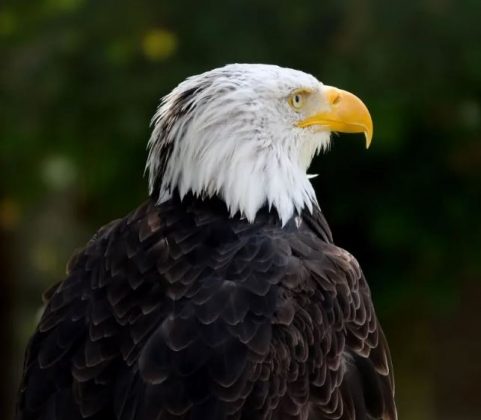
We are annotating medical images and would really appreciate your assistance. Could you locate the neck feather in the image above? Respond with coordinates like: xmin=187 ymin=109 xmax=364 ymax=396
xmin=153 ymin=148 xmax=318 ymax=225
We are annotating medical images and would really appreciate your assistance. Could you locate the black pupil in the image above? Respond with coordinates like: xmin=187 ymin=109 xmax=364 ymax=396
xmin=295 ymin=95 xmax=300 ymax=104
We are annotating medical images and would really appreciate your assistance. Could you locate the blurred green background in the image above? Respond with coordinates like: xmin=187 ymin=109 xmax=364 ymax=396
xmin=1 ymin=0 xmax=481 ymax=418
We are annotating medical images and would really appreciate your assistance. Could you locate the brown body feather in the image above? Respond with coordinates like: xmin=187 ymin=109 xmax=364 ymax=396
xmin=16 ymin=194 xmax=396 ymax=420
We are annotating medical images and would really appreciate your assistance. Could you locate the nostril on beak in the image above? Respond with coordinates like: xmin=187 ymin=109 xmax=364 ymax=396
xmin=325 ymin=88 xmax=342 ymax=106
xmin=331 ymin=93 xmax=341 ymax=105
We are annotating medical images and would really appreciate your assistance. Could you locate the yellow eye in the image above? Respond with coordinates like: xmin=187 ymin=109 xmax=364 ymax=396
xmin=289 ymin=91 xmax=306 ymax=110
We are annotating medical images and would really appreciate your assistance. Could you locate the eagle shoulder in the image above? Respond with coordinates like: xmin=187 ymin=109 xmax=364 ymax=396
xmin=297 ymin=232 xmax=396 ymax=420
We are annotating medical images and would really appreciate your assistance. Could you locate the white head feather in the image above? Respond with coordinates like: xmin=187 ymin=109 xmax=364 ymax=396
xmin=146 ymin=64 xmax=333 ymax=225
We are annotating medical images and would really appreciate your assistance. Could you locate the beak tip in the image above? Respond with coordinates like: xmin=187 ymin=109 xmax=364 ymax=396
xmin=364 ymin=132 xmax=372 ymax=149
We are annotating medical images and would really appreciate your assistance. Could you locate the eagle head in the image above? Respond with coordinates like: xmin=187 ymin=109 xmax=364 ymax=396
xmin=146 ymin=64 xmax=372 ymax=225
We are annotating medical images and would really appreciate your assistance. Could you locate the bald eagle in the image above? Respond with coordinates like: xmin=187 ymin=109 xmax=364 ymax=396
xmin=16 ymin=64 xmax=396 ymax=420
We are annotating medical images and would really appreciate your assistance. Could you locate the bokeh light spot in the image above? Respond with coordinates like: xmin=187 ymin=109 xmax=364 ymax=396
xmin=41 ymin=155 xmax=77 ymax=191
xmin=142 ymin=28 xmax=178 ymax=61
xmin=0 ymin=198 xmax=20 ymax=230
xmin=0 ymin=11 xmax=15 ymax=36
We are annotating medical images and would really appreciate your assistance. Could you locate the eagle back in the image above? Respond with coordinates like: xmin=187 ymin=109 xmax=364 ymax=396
xmin=16 ymin=195 xmax=395 ymax=420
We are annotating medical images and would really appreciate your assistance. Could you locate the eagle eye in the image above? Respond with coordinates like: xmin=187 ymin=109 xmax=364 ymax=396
xmin=288 ymin=90 xmax=308 ymax=111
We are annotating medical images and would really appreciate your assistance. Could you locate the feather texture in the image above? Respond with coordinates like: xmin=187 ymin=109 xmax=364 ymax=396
xmin=16 ymin=194 xmax=396 ymax=420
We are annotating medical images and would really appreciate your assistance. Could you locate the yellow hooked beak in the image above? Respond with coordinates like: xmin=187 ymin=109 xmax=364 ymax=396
xmin=297 ymin=86 xmax=373 ymax=148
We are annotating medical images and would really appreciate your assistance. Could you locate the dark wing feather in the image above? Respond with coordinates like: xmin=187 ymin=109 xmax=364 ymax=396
xmin=17 ymin=215 xmax=125 ymax=420
xmin=305 ymin=240 xmax=397 ymax=420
